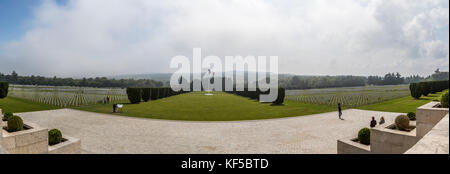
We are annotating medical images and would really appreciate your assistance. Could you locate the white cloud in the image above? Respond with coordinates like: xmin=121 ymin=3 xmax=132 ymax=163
xmin=0 ymin=0 xmax=448 ymax=77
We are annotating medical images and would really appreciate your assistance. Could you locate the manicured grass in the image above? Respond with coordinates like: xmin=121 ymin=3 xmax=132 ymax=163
xmin=73 ymin=92 xmax=338 ymax=121
xmin=357 ymin=92 xmax=444 ymax=113
xmin=0 ymin=97 xmax=60 ymax=113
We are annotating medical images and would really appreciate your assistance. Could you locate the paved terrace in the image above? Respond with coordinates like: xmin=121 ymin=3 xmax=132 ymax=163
xmin=18 ymin=109 xmax=402 ymax=154
xmin=406 ymin=113 xmax=449 ymax=154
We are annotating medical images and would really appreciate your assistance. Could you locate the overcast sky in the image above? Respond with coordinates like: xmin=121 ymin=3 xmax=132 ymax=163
xmin=0 ymin=0 xmax=448 ymax=77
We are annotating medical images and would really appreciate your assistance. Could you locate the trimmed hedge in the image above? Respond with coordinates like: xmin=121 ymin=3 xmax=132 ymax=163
xmin=7 ymin=115 xmax=24 ymax=132
xmin=126 ymin=87 xmax=188 ymax=103
xmin=358 ymin=128 xmax=370 ymax=145
xmin=395 ymin=115 xmax=410 ymax=131
xmin=410 ymin=80 xmax=449 ymax=99
xmin=158 ymin=88 xmax=166 ymax=99
xmin=441 ymin=90 xmax=449 ymax=108
xmin=273 ymin=88 xmax=285 ymax=105
xmin=224 ymin=87 xmax=284 ymax=105
xmin=142 ymin=88 xmax=151 ymax=102
xmin=0 ymin=81 xmax=8 ymax=99
xmin=48 ymin=129 xmax=63 ymax=145
xmin=126 ymin=87 xmax=142 ymax=104
xmin=409 ymin=83 xmax=421 ymax=99
xmin=150 ymin=88 xmax=159 ymax=100
xmin=407 ymin=112 xmax=416 ymax=121
xmin=2 ymin=112 xmax=13 ymax=121
xmin=419 ymin=82 xmax=430 ymax=97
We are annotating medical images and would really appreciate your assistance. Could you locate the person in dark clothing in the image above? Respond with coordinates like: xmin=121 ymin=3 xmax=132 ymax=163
xmin=113 ymin=104 xmax=117 ymax=113
xmin=370 ymin=117 xmax=377 ymax=128
xmin=338 ymin=102 xmax=343 ymax=120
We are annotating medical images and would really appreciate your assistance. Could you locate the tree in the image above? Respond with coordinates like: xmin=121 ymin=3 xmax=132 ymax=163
xmin=0 ymin=71 xmax=164 ymax=88
xmin=11 ymin=71 xmax=18 ymax=84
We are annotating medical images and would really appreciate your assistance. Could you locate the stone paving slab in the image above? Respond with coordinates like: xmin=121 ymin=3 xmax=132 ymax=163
xmin=17 ymin=108 xmax=403 ymax=154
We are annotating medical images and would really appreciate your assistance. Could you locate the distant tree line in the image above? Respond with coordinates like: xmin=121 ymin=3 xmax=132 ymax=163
xmin=1 ymin=69 xmax=448 ymax=89
xmin=0 ymin=71 xmax=164 ymax=88
xmin=281 ymin=76 xmax=367 ymax=89
xmin=367 ymin=72 xmax=404 ymax=86
xmin=367 ymin=69 xmax=449 ymax=86
xmin=282 ymin=70 xmax=449 ymax=89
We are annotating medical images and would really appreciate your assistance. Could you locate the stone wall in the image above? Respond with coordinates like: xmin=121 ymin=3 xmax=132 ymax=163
xmin=405 ymin=114 xmax=449 ymax=154
xmin=1 ymin=122 xmax=48 ymax=154
xmin=1 ymin=108 xmax=82 ymax=154
xmin=48 ymin=136 xmax=81 ymax=154
xmin=337 ymin=138 xmax=370 ymax=154
xmin=338 ymin=102 xmax=449 ymax=154
xmin=0 ymin=109 xmax=6 ymax=154
xmin=416 ymin=102 xmax=449 ymax=138
xmin=370 ymin=123 xmax=419 ymax=154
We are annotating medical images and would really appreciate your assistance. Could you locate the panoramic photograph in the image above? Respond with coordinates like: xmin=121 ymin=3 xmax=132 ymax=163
xmin=0 ymin=0 xmax=449 ymax=172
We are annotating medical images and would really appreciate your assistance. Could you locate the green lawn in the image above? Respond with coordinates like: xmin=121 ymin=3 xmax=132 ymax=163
xmin=0 ymin=97 xmax=60 ymax=114
xmin=2 ymin=90 xmax=445 ymax=121
xmin=357 ymin=92 xmax=444 ymax=113
xmin=73 ymin=92 xmax=338 ymax=121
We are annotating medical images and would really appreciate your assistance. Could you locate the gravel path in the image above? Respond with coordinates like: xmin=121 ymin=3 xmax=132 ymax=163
xmin=18 ymin=109 xmax=402 ymax=154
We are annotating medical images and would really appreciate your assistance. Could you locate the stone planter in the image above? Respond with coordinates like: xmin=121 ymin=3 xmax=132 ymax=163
xmin=406 ymin=113 xmax=449 ymax=154
xmin=48 ymin=135 xmax=81 ymax=154
xmin=337 ymin=137 xmax=370 ymax=154
xmin=370 ymin=122 xmax=419 ymax=154
xmin=1 ymin=122 xmax=48 ymax=154
xmin=0 ymin=117 xmax=5 ymax=154
xmin=416 ymin=102 xmax=449 ymax=138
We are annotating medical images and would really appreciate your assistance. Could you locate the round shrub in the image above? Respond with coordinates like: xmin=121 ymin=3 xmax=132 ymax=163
xmin=358 ymin=128 xmax=370 ymax=145
xmin=48 ymin=129 xmax=63 ymax=145
xmin=7 ymin=115 xmax=24 ymax=132
xmin=440 ymin=90 xmax=449 ymax=108
xmin=407 ymin=112 xmax=416 ymax=121
xmin=2 ymin=112 xmax=13 ymax=121
xmin=395 ymin=115 xmax=410 ymax=131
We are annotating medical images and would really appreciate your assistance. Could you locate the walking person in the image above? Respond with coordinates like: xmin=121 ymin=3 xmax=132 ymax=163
xmin=338 ymin=102 xmax=343 ymax=120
